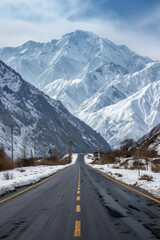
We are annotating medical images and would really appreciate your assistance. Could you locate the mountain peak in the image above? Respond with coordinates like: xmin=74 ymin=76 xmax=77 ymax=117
xmin=62 ymin=29 xmax=98 ymax=41
xmin=0 ymin=30 xmax=156 ymax=150
xmin=21 ymin=40 xmax=40 ymax=47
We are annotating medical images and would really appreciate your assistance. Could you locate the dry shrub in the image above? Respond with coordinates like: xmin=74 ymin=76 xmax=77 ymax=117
xmin=15 ymin=158 xmax=35 ymax=167
xmin=59 ymin=157 xmax=71 ymax=165
xmin=131 ymin=160 xmax=145 ymax=170
xmin=133 ymin=147 xmax=158 ymax=159
xmin=100 ymin=152 xmax=116 ymax=164
xmin=124 ymin=165 xmax=129 ymax=169
xmin=119 ymin=159 xmax=128 ymax=167
xmin=37 ymin=160 xmax=56 ymax=166
xmin=99 ymin=148 xmax=136 ymax=165
xmin=139 ymin=174 xmax=153 ymax=181
xmin=115 ymin=159 xmax=121 ymax=164
xmin=37 ymin=156 xmax=71 ymax=166
xmin=151 ymin=165 xmax=160 ymax=173
xmin=133 ymin=160 xmax=138 ymax=167
xmin=15 ymin=158 xmax=23 ymax=168
xmin=114 ymin=173 xmax=123 ymax=177
xmin=120 ymin=148 xmax=136 ymax=158
xmin=129 ymin=165 xmax=138 ymax=170
xmin=3 ymin=172 xmax=14 ymax=180
xmin=0 ymin=147 xmax=14 ymax=171
xmin=22 ymin=158 xmax=35 ymax=167
xmin=17 ymin=168 xmax=26 ymax=172
xmin=140 ymin=165 xmax=145 ymax=170
xmin=94 ymin=149 xmax=124 ymax=165
xmin=153 ymin=159 xmax=160 ymax=165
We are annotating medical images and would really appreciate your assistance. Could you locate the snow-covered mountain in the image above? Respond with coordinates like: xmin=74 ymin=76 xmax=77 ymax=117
xmin=75 ymin=62 xmax=160 ymax=147
xmin=1 ymin=30 xmax=159 ymax=148
xmin=0 ymin=30 xmax=151 ymax=109
xmin=0 ymin=60 xmax=111 ymax=158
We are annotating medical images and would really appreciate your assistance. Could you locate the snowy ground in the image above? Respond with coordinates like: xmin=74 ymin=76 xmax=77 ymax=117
xmin=85 ymin=154 xmax=160 ymax=199
xmin=0 ymin=154 xmax=78 ymax=196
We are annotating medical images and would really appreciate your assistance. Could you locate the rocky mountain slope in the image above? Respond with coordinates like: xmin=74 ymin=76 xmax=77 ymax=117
xmin=0 ymin=60 xmax=111 ymax=158
xmin=76 ymin=62 xmax=160 ymax=147
xmin=1 ymin=30 xmax=160 ymax=148
xmin=138 ymin=123 xmax=160 ymax=155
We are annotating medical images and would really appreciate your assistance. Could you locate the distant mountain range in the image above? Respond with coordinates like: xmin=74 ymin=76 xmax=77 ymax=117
xmin=0 ymin=30 xmax=160 ymax=148
xmin=0 ymin=60 xmax=111 ymax=158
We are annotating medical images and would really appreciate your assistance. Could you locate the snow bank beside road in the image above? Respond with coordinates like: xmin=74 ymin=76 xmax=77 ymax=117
xmin=84 ymin=155 xmax=160 ymax=199
xmin=0 ymin=154 xmax=78 ymax=196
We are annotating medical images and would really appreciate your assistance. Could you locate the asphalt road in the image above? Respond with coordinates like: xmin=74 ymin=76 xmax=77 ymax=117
xmin=0 ymin=154 xmax=160 ymax=240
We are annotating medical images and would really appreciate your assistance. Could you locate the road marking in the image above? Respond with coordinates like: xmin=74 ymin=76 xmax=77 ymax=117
xmin=74 ymin=221 xmax=81 ymax=237
xmin=77 ymin=196 xmax=80 ymax=201
xmin=0 ymin=168 xmax=66 ymax=204
xmin=74 ymin=167 xmax=81 ymax=238
xmin=76 ymin=204 xmax=81 ymax=212
xmin=89 ymin=166 xmax=160 ymax=204
xmin=78 ymin=167 xmax=80 ymax=185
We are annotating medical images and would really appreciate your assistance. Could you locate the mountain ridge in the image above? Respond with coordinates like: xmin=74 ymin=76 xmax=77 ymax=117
xmin=0 ymin=59 xmax=111 ymax=158
xmin=0 ymin=30 xmax=159 ymax=149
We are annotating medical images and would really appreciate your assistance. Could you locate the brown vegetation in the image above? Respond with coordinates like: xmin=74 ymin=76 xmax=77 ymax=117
xmin=94 ymin=143 xmax=159 ymax=171
xmin=112 ymin=166 xmax=121 ymax=169
xmin=119 ymin=160 xmax=129 ymax=168
xmin=0 ymin=147 xmax=14 ymax=171
xmin=139 ymin=174 xmax=153 ymax=181
xmin=15 ymin=157 xmax=35 ymax=167
xmin=3 ymin=172 xmax=14 ymax=180
xmin=15 ymin=153 xmax=71 ymax=167
xmin=95 ymin=150 xmax=120 ymax=164
xmin=114 ymin=173 xmax=123 ymax=177
xmin=129 ymin=165 xmax=138 ymax=170
xmin=17 ymin=168 xmax=26 ymax=172
xmin=153 ymin=159 xmax=160 ymax=165
xmin=37 ymin=155 xmax=71 ymax=166
xmin=151 ymin=165 xmax=160 ymax=173
xmin=133 ymin=147 xmax=158 ymax=159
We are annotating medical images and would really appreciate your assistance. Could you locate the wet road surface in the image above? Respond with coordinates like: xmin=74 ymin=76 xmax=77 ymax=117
xmin=0 ymin=154 xmax=160 ymax=239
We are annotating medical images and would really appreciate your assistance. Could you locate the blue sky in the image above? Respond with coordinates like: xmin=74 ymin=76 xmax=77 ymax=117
xmin=0 ymin=0 xmax=160 ymax=59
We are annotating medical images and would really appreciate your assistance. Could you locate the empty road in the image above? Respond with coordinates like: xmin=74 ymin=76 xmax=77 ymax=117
xmin=0 ymin=154 xmax=160 ymax=239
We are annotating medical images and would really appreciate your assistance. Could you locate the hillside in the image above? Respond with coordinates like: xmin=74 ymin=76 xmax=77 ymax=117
xmin=138 ymin=123 xmax=160 ymax=154
xmin=0 ymin=60 xmax=111 ymax=158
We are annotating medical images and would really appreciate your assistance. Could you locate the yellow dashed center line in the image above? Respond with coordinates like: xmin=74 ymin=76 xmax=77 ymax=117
xmin=76 ymin=204 xmax=81 ymax=212
xmin=77 ymin=196 xmax=80 ymax=201
xmin=74 ymin=221 xmax=81 ymax=237
xmin=74 ymin=166 xmax=81 ymax=238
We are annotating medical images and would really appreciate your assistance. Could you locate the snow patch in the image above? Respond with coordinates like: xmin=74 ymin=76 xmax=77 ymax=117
xmin=84 ymin=155 xmax=160 ymax=199
xmin=0 ymin=154 xmax=78 ymax=196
